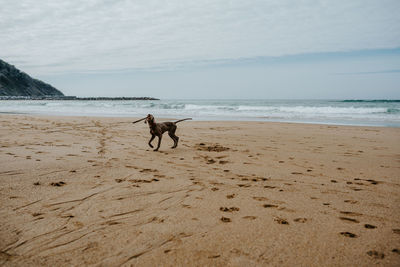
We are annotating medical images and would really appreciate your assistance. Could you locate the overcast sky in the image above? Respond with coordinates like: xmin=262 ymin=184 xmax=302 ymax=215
xmin=1 ymin=0 xmax=399 ymax=99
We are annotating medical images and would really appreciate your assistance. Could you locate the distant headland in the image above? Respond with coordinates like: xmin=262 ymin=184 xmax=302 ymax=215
xmin=0 ymin=59 xmax=158 ymax=101
xmin=0 ymin=59 xmax=64 ymax=97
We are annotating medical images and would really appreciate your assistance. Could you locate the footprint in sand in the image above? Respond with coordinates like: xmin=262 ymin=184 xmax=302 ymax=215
xmin=275 ymin=217 xmax=289 ymax=225
xmin=226 ymin=194 xmax=236 ymax=199
xmin=294 ymin=218 xmax=307 ymax=223
xmin=263 ymin=204 xmax=278 ymax=208
xmin=253 ymin=196 xmax=268 ymax=201
xmin=124 ymin=165 xmax=137 ymax=169
xmin=221 ymin=217 xmax=231 ymax=223
xmin=130 ymin=178 xmax=159 ymax=184
xmin=344 ymin=200 xmax=358 ymax=204
xmin=252 ymin=177 xmax=268 ymax=182
xmin=242 ymin=216 xmax=257 ymax=220
xmin=366 ymin=179 xmax=380 ymax=185
xmin=208 ymin=255 xmax=221 ymax=259
xmin=220 ymin=207 xmax=239 ymax=212
xmin=196 ymin=143 xmax=230 ymax=152
xmin=50 ymin=181 xmax=66 ymax=187
xmin=366 ymin=250 xmax=384 ymax=259
xmin=340 ymin=232 xmax=357 ymax=238
xmin=339 ymin=217 xmax=359 ymax=223
xmin=340 ymin=211 xmax=362 ymax=216
xmin=364 ymin=224 xmax=376 ymax=229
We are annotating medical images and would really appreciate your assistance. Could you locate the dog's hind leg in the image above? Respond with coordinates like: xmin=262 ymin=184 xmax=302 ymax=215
xmin=148 ymin=134 xmax=155 ymax=148
xmin=168 ymin=126 xmax=179 ymax=148
xmin=154 ymin=135 xmax=162 ymax=151
xmin=168 ymin=132 xmax=179 ymax=148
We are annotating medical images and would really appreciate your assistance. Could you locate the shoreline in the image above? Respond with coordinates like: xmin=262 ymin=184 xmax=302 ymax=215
xmin=0 ymin=112 xmax=398 ymax=128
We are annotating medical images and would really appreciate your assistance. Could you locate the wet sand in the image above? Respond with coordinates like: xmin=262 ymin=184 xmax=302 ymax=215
xmin=0 ymin=114 xmax=399 ymax=266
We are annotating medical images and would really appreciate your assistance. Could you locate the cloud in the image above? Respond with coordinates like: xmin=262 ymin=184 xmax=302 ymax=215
xmin=0 ymin=0 xmax=399 ymax=75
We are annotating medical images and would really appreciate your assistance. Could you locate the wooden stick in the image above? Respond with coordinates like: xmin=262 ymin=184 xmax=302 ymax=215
xmin=132 ymin=117 xmax=146 ymax=124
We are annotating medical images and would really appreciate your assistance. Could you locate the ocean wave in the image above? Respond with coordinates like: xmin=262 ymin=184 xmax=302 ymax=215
xmin=341 ymin=99 xmax=400 ymax=103
xmin=273 ymin=106 xmax=388 ymax=114
xmin=236 ymin=105 xmax=389 ymax=114
xmin=184 ymin=104 xmax=236 ymax=111
xmin=387 ymin=108 xmax=400 ymax=114
xmin=1 ymin=99 xmax=399 ymax=126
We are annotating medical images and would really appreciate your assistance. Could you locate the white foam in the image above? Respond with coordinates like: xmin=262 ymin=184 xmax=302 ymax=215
xmin=0 ymin=99 xmax=399 ymax=127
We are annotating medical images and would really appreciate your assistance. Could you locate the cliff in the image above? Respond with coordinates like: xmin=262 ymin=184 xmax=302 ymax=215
xmin=0 ymin=59 xmax=64 ymax=96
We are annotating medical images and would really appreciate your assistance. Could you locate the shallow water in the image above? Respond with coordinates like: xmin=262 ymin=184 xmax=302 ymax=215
xmin=0 ymin=99 xmax=399 ymax=127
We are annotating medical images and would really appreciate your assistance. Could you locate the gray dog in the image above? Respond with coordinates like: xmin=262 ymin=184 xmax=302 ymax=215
xmin=143 ymin=114 xmax=191 ymax=151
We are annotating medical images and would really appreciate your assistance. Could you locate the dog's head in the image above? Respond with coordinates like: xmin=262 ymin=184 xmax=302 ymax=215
xmin=145 ymin=114 xmax=154 ymax=124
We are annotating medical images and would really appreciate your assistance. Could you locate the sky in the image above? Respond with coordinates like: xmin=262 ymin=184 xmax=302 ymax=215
xmin=0 ymin=0 xmax=399 ymax=99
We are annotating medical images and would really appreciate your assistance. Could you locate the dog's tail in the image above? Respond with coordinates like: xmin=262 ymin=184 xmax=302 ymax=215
xmin=174 ymin=118 xmax=192 ymax=124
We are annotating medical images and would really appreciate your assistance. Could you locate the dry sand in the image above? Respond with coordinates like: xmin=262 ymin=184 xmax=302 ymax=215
xmin=0 ymin=114 xmax=399 ymax=266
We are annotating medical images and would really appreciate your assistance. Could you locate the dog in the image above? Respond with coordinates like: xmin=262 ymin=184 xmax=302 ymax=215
xmin=144 ymin=114 xmax=191 ymax=151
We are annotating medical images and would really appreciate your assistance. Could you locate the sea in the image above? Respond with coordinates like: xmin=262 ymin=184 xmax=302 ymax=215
xmin=0 ymin=99 xmax=399 ymax=127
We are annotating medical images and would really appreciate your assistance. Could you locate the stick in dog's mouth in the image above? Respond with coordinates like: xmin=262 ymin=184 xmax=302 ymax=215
xmin=132 ymin=117 xmax=146 ymax=124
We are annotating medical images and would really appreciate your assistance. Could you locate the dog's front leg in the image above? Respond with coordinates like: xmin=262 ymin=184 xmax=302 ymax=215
xmin=154 ymin=135 xmax=162 ymax=151
xmin=148 ymin=134 xmax=155 ymax=148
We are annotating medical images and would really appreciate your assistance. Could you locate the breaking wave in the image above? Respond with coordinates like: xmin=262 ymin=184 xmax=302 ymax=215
xmin=0 ymin=99 xmax=399 ymax=127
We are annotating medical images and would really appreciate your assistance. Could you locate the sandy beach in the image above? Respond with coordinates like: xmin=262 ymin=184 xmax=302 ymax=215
xmin=0 ymin=114 xmax=399 ymax=266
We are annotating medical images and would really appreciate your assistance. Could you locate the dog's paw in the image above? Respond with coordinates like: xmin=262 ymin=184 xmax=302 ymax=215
xmin=153 ymin=149 xmax=159 ymax=152
xmin=149 ymin=144 xmax=154 ymax=148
